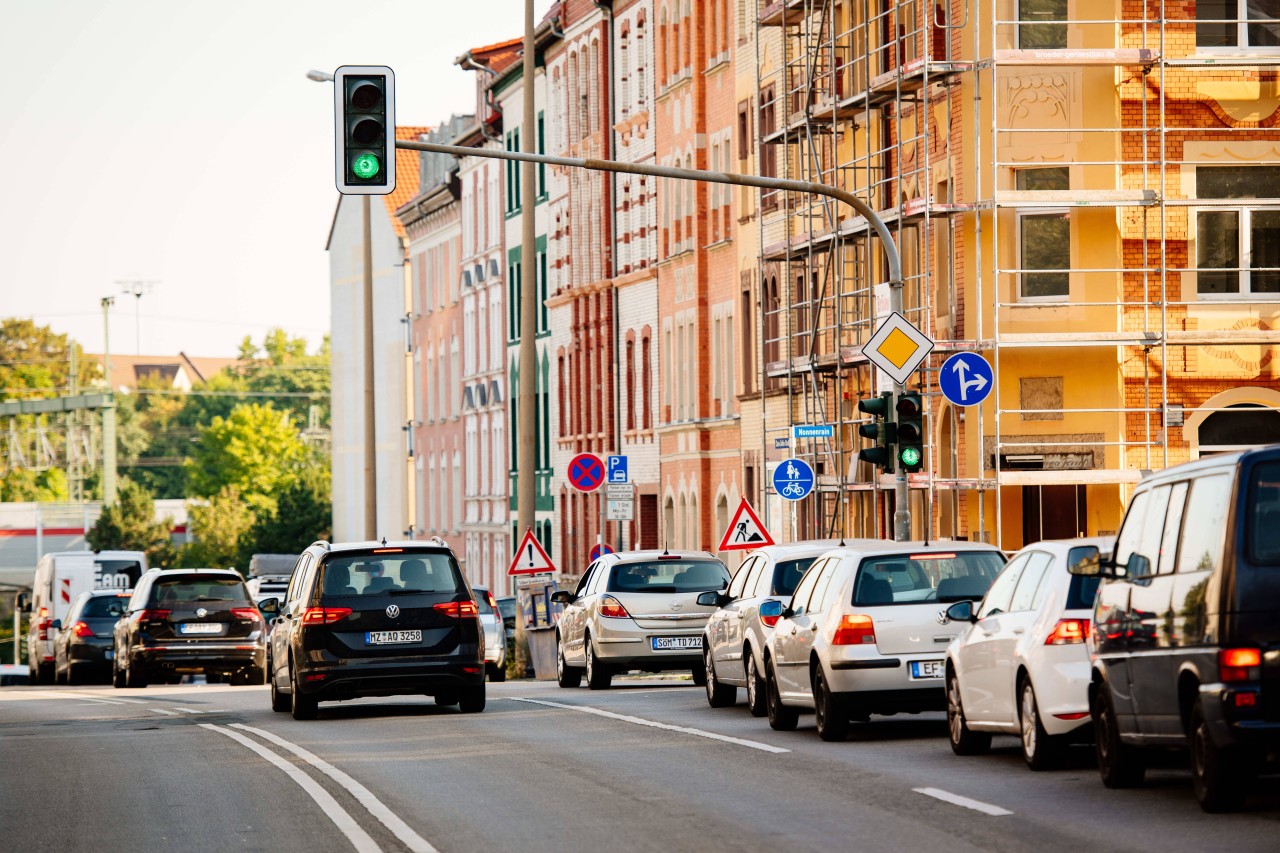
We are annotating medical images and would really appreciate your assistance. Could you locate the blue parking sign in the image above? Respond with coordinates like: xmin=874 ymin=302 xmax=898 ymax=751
xmin=607 ymin=455 xmax=629 ymax=483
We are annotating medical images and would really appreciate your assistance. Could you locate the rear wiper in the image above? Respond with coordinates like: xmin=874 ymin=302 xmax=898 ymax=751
xmin=192 ymin=595 xmax=222 ymax=602
xmin=387 ymin=587 xmax=443 ymax=595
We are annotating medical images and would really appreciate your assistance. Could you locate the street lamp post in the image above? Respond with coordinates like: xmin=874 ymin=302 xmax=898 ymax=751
xmin=116 ymin=280 xmax=155 ymax=355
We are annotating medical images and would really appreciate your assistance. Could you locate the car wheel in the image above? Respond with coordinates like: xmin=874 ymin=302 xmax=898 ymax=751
xmin=1020 ymin=679 xmax=1066 ymax=771
xmin=458 ymin=683 xmax=486 ymax=714
xmin=814 ymin=667 xmax=850 ymax=742
xmin=66 ymin=665 xmax=82 ymax=687
xmin=585 ymin=636 xmax=611 ymax=690
xmin=112 ymin=654 xmax=126 ymax=689
xmin=765 ymin=657 xmax=799 ymax=732
xmin=488 ymin=662 xmax=508 ymax=683
xmin=125 ymin=656 xmax=148 ymax=689
xmin=1191 ymin=699 xmax=1251 ymax=812
xmin=55 ymin=664 xmax=67 ymax=685
xmin=704 ymin=648 xmax=736 ymax=708
xmin=947 ymin=669 xmax=991 ymax=755
xmin=38 ymin=662 xmax=53 ymax=685
xmin=270 ymin=666 xmax=289 ymax=712
xmin=1093 ymin=685 xmax=1144 ymax=788
xmin=745 ymin=650 xmax=767 ymax=718
xmin=556 ymin=640 xmax=582 ymax=688
xmin=290 ymin=661 xmax=318 ymax=720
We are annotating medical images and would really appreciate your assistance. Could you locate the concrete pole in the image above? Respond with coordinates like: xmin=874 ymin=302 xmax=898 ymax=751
xmin=363 ymin=194 xmax=378 ymax=540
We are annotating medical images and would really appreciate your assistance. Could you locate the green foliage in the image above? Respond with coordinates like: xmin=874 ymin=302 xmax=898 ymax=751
xmin=178 ymin=487 xmax=257 ymax=572
xmin=242 ymin=466 xmax=332 ymax=562
xmin=0 ymin=318 xmax=97 ymax=398
xmin=187 ymin=402 xmax=309 ymax=507
xmin=0 ymin=468 xmax=69 ymax=502
xmin=86 ymin=478 xmax=175 ymax=568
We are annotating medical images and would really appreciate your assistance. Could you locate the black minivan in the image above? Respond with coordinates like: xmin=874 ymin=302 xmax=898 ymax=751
xmin=1073 ymin=444 xmax=1280 ymax=811
xmin=268 ymin=540 xmax=485 ymax=720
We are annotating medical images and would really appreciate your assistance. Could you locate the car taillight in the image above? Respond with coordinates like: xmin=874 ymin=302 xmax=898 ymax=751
xmin=433 ymin=601 xmax=480 ymax=618
xmin=231 ymin=607 xmax=262 ymax=623
xmin=137 ymin=609 xmax=171 ymax=622
xmin=71 ymin=621 xmax=94 ymax=638
xmin=832 ymin=614 xmax=876 ymax=646
xmin=1045 ymin=618 xmax=1090 ymax=645
xmin=599 ymin=596 xmax=631 ymax=619
xmin=37 ymin=607 xmax=50 ymax=640
xmin=1220 ymin=647 xmax=1262 ymax=683
xmin=301 ymin=607 xmax=352 ymax=625
xmin=486 ymin=590 xmax=497 ymax=610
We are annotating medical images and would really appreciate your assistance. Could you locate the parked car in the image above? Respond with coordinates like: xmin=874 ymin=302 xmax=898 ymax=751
xmin=0 ymin=663 xmax=30 ymax=686
xmin=942 ymin=536 xmax=1114 ymax=769
xmin=268 ymin=540 xmax=485 ymax=719
xmin=761 ymin=540 xmax=1005 ymax=741
xmin=54 ymin=590 xmax=132 ymax=685
xmin=701 ymin=541 xmax=842 ymax=714
xmin=246 ymin=553 xmax=296 ymax=601
xmin=1073 ymin=445 xmax=1280 ymax=812
xmin=552 ymin=550 xmax=731 ymax=690
xmin=472 ymin=585 xmax=507 ymax=682
xmin=495 ymin=596 xmax=516 ymax=641
xmin=113 ymin=568 xmax=266 ymax=688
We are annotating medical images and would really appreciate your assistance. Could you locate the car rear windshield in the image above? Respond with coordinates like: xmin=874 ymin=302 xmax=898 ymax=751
xmin=773 ymin=558 xmax=816 ymax=597
xmin=473 ymin=591 xmax=495 ymax=614
xmin=496 ymin=598 xmax=515 ymax=620
xmin=81 ymin=595 xmax=128 ymax=618
xmin=853 ymin=551 xmax=1005 ymax=605
xmin=152 ymin=577 xmax=251 ymax=607
xmin=1065 ymin=546 xmax=1102 ymax=610
xmin=607 ymin=560 xmax=730 ymax=593
xmin=1248 ymin=461 xmax=1280 ymax=566
xmin=319 ymin=551 xmax=465 ymax=597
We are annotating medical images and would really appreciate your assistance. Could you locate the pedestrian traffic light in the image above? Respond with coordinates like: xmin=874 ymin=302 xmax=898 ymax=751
xmin=334 ymin=66 xmax=396 ymax=195
xmin=857 ymin=392 xmax=896 ymax=473
xmin=895 ymin=390 xmax=924 ymax=473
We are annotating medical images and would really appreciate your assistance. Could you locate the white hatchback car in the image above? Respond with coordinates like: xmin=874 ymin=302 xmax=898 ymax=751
xmin=942 ymin=536 xmax=1113 ymax=769
xmin=701 ymin=541 xmax=842 ymax=715
xmin=762 ymin=540 xmax=1006 ymax=741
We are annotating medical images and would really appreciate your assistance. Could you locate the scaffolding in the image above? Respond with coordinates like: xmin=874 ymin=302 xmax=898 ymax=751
xmin=754 ymin=0 xmax=1280 ymax=548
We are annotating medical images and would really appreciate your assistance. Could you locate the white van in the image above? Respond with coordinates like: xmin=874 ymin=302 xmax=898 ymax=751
xmin=27 ymin=550 xmax=148 ymax=684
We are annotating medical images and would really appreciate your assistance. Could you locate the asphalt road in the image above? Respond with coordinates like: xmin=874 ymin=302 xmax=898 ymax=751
xmin=3 ymin=677 xmax=1278 ymax=852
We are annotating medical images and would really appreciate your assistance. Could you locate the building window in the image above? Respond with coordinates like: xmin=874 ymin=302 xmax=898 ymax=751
xmin=626 ymin=338 xmax=636 ymax=431
xmin=1196 ymin=165 xmax=1280 ymax=297
xmin=505 ymin=129 xmax=521 ymax=213
xmin=759 ymin=86 xmax=778 ymax=209
xmin=537 ymin=111 xmax=547 ymax=197
xmin=1198 ymin=0 xmax=1280 ymax=48
xmin=1016 ymin=167 xmax=1070 ymax=299
xmin=1018 ymin=0 xmax=1068 ymax=49
xmin=740 ymin=274 xmax=755 ymax=394
xmin=641 ymin=331 xmax=652 ymax=430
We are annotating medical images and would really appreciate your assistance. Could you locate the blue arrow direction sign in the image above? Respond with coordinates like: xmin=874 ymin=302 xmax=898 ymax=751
xmin=772 ymin=458 xmax=815 ymax=502
xmin=792 ymin=424 xmax=834 ymax=440
xmin=938 ymin=352 xmax=994 ymax=407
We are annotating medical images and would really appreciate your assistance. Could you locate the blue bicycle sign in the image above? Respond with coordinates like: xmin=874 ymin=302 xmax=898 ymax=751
xmin=772 ymin=458 xmax=815 ymax=502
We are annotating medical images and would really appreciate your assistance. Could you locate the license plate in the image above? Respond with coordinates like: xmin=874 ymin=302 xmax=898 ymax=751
xmin=180 ymin=623 xmax=224 ymax=635
xmin=909 ymin=660 xmax=945 ymax=680
xmin=651 ymin=636 xmax=701 ymax=651
xmin=366 ymin=630 xmax=422 ymax=645
xmin=104 ymin=649 xmax=114 ymax=660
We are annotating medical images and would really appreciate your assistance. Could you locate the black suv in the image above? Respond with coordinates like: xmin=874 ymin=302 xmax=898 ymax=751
xmin=113 ymin=568 xmax=267 ymax=688
xmin=267 ymin=540 xmax=485 ymax=720
xmin=1073 ymin=444 xmax=1280 ymax=811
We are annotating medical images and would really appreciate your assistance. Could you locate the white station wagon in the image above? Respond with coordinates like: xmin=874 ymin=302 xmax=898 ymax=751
xmin=761 ymin=540 xmax=1005 ymax=741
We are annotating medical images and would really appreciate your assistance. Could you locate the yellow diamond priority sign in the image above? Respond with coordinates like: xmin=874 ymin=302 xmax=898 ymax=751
xmin=863 ymin=312 xmax=935 ymax=385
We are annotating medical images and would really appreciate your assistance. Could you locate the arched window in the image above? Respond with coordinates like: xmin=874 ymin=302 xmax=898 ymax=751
xmin=427 ymin=456 xmax=437 ymax=531
xmin=678 ymin=493 xmax=688 ymax=548
xmin=568 ymin=52 xmax=580 ymax=146
xmin=452 ymin=452 xmax=462 ymax=532
xmin=715 ymin=493 xmax=729 ymax=549
xmin=641 ymin=330 xmax=652 ymax=430
xmin=450 ymin=336 xmax=460 ymax=417
xmin=664 ymin=495 xmax=676 ymax=547
xmin=657 ymin=7 xmax=668 ymax=87
xmin=681 ymin=0 xmax=691 ymax=71
xmin=690 ymin=491 xmax=699 ymax=549
xmin=619 ymin=23 xmax=631 ymax=119
xmin=1199 ymin=403 xmax=1280 ymax=453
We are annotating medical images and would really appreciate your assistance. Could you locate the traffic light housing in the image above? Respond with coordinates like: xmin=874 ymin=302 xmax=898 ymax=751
xmin=895 ymin=390 xmax=924 ymax=473
xmin=334 ymin=66 xmax=396 ymax=195
xmin=857 ymin=392 xmax=896 ymax=473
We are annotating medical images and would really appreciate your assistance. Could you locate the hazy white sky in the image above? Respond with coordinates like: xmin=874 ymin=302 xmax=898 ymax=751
xmin=0 ymin=0 xmax=546 ymax=358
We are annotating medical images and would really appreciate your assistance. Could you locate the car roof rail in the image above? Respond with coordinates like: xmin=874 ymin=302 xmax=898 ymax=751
xmin=309 ymin=540 xmax=331 ymax=551
xmin=426 ymin=536 xmax=449 ymax=548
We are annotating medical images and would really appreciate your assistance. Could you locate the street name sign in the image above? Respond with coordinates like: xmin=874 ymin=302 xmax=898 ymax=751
xmin=792 ymin=424 xmax=834 ymax=440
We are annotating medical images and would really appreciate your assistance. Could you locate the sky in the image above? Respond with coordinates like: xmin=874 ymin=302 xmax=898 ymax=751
xmin=0 ymin=0 xmax=548 ymax=358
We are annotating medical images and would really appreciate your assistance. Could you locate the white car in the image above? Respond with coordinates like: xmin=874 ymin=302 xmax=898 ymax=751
xmin=942 ymin=536 xmax=1113 ymax=769
xmin=472 ymin=585 xmax=507 ymax=682
xmin=701 ymin=541 xmax=843 ymax=715
xmin=762 ymin=540 xmax=1006 ymax=741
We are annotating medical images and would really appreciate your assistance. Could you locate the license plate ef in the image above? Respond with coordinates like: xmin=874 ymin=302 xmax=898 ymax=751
xmin=909 ymin=660 xmax=944 ymax=679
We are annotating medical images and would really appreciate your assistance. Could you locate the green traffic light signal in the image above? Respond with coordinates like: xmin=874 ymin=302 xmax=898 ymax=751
xmin=351 ymin=153 xmax=381 ymax=179
xmin=898 ymin=446 xmax=922 ymax=468
xmin=895 ymin=390 xmax=924 ymax=473
xmin=335 ymin=66 xmax=396 ymax=194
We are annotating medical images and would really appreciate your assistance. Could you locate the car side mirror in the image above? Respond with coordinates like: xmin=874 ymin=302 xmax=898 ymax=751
xmin=1125 ymin=554 xmax=1151 ymax=579
xmin=550 ymin=590 xmax=575 ymax=605
xmin=1069 ymin=552 xmax=1104 ymax=577
xmin=758 ymin=599 xmax=784 ymax=620
xmin=696 ymin=591 xmax=727 ymax=607
xmin=258 ymin=598 xmax=281 ymax=617
xmin=50 ymin=619 xmax=63 ymax=631
xmin=938 ymin=600 xmax=976 ymax=625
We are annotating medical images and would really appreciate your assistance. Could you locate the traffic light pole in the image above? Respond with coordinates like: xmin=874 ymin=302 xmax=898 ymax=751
xmin=393 ymin=137 xmax=911 ymax=539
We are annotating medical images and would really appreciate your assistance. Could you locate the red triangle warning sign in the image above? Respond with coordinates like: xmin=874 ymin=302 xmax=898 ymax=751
xmin=718 ymin=498 xmax=776 ymax=552
xmin=508 ymin=528 xmax=558 ymax=576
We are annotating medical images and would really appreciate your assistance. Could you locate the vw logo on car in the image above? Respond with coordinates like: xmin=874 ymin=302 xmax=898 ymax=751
xmin=196 ymin=608 xmax=208 ymax=618
xmin=385 ymin=605 xmax=400 ymax=619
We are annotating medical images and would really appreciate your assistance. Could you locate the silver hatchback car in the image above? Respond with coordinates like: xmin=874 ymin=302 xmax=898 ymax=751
xmin=701 ymin=541 xmax=843 ymax=715
xmin=552 ymin=550 xmax=730 ymax=690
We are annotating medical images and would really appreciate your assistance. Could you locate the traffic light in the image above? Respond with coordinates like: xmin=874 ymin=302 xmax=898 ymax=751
xmin=857 ymin=392 xmax=896 ymax=473
xmin=334 ymin=66 xmax=396 ymax=195
xmin=895 ymin=390 xmax=924 ymax=473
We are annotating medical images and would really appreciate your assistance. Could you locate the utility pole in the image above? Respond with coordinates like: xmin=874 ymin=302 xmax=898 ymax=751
xmin=100 ymin=296 xmax=117 ymax=505
xmin=362 ymin=194 xmax=378 ymax=540
xmin=117 ymin=280 xmax=155 ymax=355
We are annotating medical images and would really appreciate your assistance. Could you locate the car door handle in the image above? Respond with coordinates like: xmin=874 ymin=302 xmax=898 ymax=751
xmin=790 ymin=626 xmax=797 ymax=635
xmin=808 ymin=623 xmax=818 ymax=632
xmin=1012 ymin=628 xmax=1025 ymax=636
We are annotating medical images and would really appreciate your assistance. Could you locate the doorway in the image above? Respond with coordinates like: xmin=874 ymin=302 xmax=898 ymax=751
xmin=1022 ymin=484 xmax=1086 ymax=544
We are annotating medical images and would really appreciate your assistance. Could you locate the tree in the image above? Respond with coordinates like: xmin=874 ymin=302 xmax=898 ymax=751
xmin=187 ymin=402 xmax=309 ymax=506
xmin=0 ymin=318 xmax=97 ymax=398
xmin=179 ymin=487 xmax=257 ymax=572
xmin=0 ymin=468 xmax=68 ymax=503
xmin=243 ymin=466 xmax=331 ymax=562
xmin=86 ymin=478 xmax=175 ymax=568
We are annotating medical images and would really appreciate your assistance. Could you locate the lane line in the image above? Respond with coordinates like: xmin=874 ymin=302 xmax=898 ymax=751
xmin=172 ymin=708 xmax=203 ymax=714
xmin=74 ymin=698 xmax=120 ymax=705
xmin=230 ymin=724 xmax=439 ymax=853
xmin=59 ymin=692 xmax=147 ymax=704
xmin=511 ymin=697 xmax=790 ymax=754
xmin=912 ymin=787 xmax=1013 ymax=816
xmin=200 ymin=724 xmax=381 ymax=853
xmin=150 ymin=708 xmax=179 ymax=716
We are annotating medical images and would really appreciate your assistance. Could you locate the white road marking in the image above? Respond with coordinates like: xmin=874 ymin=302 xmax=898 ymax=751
xmin=60 ymin=692 xmax=147 ymax=704
xmin=74 ymin=698 xmax=121 ymax=705
xmin=511 ymin=697 xmax=790 ymax=754
xmin=912 ymin=787 xmax=1013 ymax=816
xmin=200 ymin=724 xmax=381 ymax=853
xmin=150 ymin=708 xmax=178 ymax=716
xmin=172 ymin=707 xmax=203 ymax=714
xmin=230 ymin=724 xmax=439 ymax=853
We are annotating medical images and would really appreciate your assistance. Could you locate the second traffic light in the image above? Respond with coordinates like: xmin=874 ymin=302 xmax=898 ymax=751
xmin=895 ymin=390 xmax=924 ymax=473
xmin=857 ymin=392 xmax=896 ymax=473
xmin=334 ymin=66 xmax=396 ymax=195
